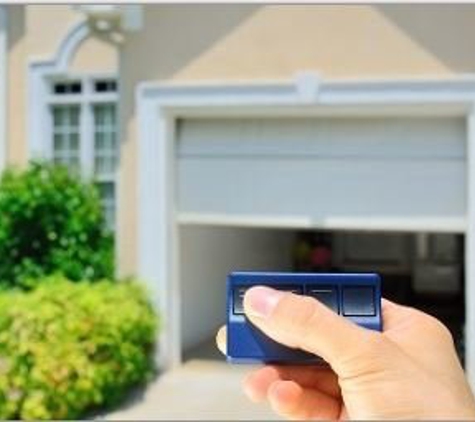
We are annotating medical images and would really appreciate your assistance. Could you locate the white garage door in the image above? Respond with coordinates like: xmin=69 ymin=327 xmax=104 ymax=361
xmin=177 ymin=116 xmax=466 ymax=231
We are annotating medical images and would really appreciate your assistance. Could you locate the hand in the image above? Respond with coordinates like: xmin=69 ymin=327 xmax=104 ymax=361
xmin=216 ymin=286 xmax=475 ymax=420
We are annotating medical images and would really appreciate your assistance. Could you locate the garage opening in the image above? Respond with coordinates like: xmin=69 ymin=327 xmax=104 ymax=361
xmin=180 ymin=226 xmax=465 ymax=365
xmin=175 ymin=113 xmax=467 ymax=365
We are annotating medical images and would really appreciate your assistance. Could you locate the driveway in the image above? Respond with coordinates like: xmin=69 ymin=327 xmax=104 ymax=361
xmin=105 ymin=359 xmax=281 ymax=420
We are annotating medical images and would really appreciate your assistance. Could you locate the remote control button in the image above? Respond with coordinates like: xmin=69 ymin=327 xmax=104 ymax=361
xmin=233 ymin=286 xmax=248 ymax=314
xmin=233 ymin=284 xmax=303 ymax=314
xmin=306 ymin=286 xmax=338 ymax=313
xmin=342 ymin=286 xmax=376 ymax=316
xmin=275 ymin=285 xmax=303 ymax=295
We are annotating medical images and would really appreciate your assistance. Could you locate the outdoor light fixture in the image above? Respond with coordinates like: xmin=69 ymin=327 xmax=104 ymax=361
xmin=75 ymin=4 xmax=143 ymax=38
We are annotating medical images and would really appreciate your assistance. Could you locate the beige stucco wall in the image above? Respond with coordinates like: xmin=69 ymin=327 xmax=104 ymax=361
xmin=6 ymin=5 xmax=27 ymax=167
xmin=122 ymin=5 xmax=475 ymax=83
xmin=69 ymin=36 xmax=117 ymax=75
xmin=118 ymin=4 xmax=475 ymax=276
xmin=5 ymin=5 xmax=117 ymax=167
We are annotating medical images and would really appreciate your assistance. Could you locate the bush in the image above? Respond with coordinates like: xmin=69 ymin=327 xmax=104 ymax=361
xmin=0 ymin=162 xmax=113 ymax=288
xmin=0 ymin=276 xmax=157 ymax=420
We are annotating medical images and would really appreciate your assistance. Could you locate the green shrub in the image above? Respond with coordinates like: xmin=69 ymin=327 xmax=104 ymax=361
xmin=0 ymin=162 xmax=113 ymax=288
xmin=0 ymin=276 xmax=157 ymax=420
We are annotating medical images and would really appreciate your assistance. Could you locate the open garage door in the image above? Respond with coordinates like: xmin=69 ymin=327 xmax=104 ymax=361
xmin=177 ymin=116 xmax=466 ymax=232
xmin=175 ymin=115 xmax=467 ymax=361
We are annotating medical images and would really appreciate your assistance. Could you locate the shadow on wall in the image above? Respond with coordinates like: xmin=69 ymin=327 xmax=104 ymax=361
xmin=376 ymin=4 xmax=475 ymax=74
xmin=121 ymin=4 xmax=260 ymax=84
xmin=6 ymin=5 xmax=24 ymax=49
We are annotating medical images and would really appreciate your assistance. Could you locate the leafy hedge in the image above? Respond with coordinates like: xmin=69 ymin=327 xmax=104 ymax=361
xmin=0 ymin=162 xmax=113 ymax=288
xmin=0 ymin=277 xmax=157 ymax=420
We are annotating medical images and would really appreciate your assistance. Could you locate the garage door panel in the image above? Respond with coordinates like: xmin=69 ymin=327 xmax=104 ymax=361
xmin=177 ymin=117 xmax=466 ymax=228
xmin=178 ymin=117 xmax=465 ymax=159
xmin=178 ymin=157 xmax=465 ymax=219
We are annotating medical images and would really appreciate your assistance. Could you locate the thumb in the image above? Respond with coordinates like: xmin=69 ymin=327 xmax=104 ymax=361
xmin=243 ymin=286 xmax=381 ymax=375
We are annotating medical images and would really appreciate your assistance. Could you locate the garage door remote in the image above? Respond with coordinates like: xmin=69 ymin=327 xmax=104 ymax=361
xmin=226 ymin=272 xmax=382 ymax=364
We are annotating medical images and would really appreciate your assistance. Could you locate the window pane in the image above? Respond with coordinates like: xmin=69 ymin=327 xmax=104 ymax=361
xmin=98 ymin=182 xmax=114 ymax=200
xmin=71 ymin=82 xmax=82 ymax=94
xmin=54 ymin=134 xmax=65 ymax=150
xmin=94 ymin=79 xmax=117 ymax=93
xmin=93 ymin=104 xmax=117 ymax=177
xmin=96 ymin=131 xmax=106 ymax=149
xmin=95 ymin=156 xmax=106 ymax=175
xmin=69 ymin=132 xmax=79 ymax=149
xmin=70 ymin=107 xmax=80 ymax=126
xmin=70 ymin=157 xmax=80 ymax=169
xmin=95 ymin=107 xmax=105 ymax=125
xmin=53 ymin=108 xmax=65 ymax=127
xmin=97 ymin=182 xmax=115 ymax=230
xmin=107 ymin=132 xmax=115 ymax=149
xmin=53 ymin=81 xmax=82 ymax=95
xmin=52 ymin=105 xmax=80 ymax=170
xmin=54 ymin=83 xmax=66 ymax=95
xmin=104 ymin=107 xmax=113 ymax=125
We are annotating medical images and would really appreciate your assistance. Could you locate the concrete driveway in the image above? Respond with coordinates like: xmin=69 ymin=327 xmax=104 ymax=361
xmin=105 ymin=359 xmax=281 ymax=420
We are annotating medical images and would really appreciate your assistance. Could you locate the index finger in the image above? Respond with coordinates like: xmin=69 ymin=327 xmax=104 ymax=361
xmin=216 ymin=325 xmax=227 ymax=355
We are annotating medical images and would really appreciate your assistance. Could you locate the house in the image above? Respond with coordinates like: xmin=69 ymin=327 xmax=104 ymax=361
xmin=1 ymin=4 xmax=475 ymax=385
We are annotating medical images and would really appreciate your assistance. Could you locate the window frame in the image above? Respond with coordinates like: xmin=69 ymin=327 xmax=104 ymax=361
xmin=45 ymin=73 xmax=119 ymax=228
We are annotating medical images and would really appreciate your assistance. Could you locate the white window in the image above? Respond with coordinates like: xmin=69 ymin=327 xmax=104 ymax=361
xmin=47 ymin=76 xmax=118 ymax=230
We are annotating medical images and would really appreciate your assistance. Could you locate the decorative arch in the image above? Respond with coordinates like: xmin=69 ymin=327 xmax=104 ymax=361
xmin=53 ymin=20 xmax=91 ymax=72
xmin=27 ymin=20 xmax=91 ymax=159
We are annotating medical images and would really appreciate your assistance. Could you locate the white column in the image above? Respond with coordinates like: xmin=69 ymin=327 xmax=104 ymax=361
xmin=0 ymin=6 xmax=7 ymax=172
xmin=465 ymin=107 xmax=475 ymax=388
xmin=137 ymin=95 xmax=180 ymax=370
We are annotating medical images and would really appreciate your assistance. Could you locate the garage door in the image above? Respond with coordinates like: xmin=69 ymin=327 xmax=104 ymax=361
xmin=176 ymin=116 xmax=466 ymax=231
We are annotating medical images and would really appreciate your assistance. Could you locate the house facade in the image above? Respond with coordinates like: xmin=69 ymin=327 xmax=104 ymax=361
xmin=0 ymin=5 xmax=118 ymax=228
xmin=2 ymin=4 xmax=475 ymax=384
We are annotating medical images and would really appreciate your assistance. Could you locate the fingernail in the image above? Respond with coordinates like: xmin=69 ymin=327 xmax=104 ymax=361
xmin=244 ymin=286 xmax=284 ymax=318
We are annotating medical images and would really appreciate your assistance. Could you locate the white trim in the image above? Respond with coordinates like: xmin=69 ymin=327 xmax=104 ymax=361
xmin=466 ymin=107 xmax=475 ymax=388
xmin=137 ymin=96 xmax=179 ymax=367
xmin=0 ymin=6 xmax=7 ymax=173
xmin=80 ymin=99 xmax=93 ymax=177
xmin=46 ymin=91 xmax=118 ymax=105
xmin=137 ymin=76 xmax=475 ymax=112
xmin=136 ymin=73 xmax=475 ymax=375
xmin=177 ymin=214 xmax=467 ymax=234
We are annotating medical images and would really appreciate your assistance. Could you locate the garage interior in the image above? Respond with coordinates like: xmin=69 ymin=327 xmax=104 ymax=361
xmin=180 ymin=226 xmax=465 ymax=366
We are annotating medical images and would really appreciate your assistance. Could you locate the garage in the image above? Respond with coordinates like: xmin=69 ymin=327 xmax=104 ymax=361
xmin=176 ymin=115 xmax=466 ymax=362
xmin=179 ymin=227 xmax=466 ymax=365
xmin=136 ymin=75 xmax=475 ymax=383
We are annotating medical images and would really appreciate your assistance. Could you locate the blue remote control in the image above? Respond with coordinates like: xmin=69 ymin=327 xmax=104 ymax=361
xmin=226 ymin=272 xmax=382 ymax=364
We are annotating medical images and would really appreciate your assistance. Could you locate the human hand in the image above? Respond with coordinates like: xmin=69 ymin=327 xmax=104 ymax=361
xmin=216 ymin=286 xmax=475 ymax=420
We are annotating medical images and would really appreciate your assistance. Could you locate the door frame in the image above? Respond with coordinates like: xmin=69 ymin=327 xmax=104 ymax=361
xmin=135 ymin=73 xmax=475 ymax=386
